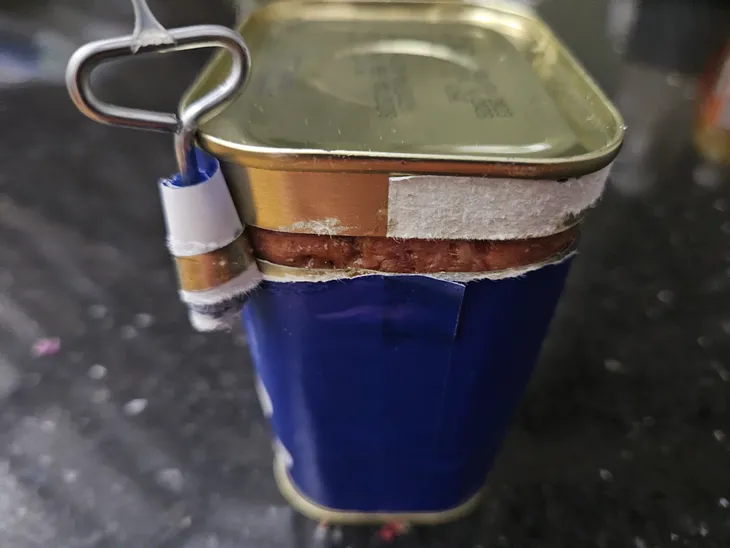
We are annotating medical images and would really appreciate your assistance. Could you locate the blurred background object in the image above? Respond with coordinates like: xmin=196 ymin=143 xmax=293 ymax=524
xmin=695 ymin=39 xmax=730 ymax=165
xmin=606 ymin=0 xmax=730 ymax=197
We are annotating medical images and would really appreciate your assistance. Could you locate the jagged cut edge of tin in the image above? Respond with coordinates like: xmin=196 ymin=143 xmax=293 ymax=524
xmin=257 ymin=245 xmax=576 ymax=283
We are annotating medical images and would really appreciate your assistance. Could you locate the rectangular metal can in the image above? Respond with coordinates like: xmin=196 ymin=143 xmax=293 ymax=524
xmin=184 ymin=0 xmax=624 ymax=524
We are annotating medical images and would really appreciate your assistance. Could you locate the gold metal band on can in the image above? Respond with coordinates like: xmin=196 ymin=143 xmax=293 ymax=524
xmin=219 ymin=162 xmax=604 ymax=239
xmin=222 ymin=164 xmax=391 ymax=237
xmin=175 ymin=231 xmax=257 ymax=292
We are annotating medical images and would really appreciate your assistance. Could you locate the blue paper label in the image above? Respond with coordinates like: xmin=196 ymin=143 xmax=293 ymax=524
xmin=243 ymin=261 xmax=571 ymax=514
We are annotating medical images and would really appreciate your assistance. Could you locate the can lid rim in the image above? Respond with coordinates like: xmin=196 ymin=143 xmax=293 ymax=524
xmin=197 ymin=134 xmax=623 ymax=179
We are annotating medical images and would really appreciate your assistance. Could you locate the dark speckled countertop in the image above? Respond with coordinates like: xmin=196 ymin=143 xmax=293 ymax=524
xmin=0 ymin=0 xmax=729 ymax=546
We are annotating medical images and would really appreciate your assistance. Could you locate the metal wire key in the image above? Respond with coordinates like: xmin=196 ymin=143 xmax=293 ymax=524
xmin=65 ymin=0 xmax=251 ymax=185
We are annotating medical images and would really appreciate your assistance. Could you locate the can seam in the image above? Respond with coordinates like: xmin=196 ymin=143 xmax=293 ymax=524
xmin=273 ymin=454 xmax=484 ymax=525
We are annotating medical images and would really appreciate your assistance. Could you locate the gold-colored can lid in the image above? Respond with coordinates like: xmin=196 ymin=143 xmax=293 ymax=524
xmin=183 ymin=0 xmax=625 ymax=240
xmin=185 ymin=0 xmax=624 ymax=178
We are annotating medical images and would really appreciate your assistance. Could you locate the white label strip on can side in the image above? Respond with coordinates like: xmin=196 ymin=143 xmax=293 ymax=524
xmin=387 ymin=163 xmax=613 ymax=241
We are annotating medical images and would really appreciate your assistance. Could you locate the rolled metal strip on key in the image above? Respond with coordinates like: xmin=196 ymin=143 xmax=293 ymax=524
xmin=66 ymin=21 xmax=261 ymax=331
xmin=175 ymin=231 xmax=258 ymax=292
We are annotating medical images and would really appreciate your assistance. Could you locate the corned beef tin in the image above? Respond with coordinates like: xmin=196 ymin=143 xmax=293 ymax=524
xmin=184 ymin=0 xmax=625 ymax=524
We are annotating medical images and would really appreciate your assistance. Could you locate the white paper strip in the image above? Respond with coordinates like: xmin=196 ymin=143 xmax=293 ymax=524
xmin=179 ymin=266 xmax=262 ymax=307
xmin=387 ymin=163 xmax=612 ymax=240
xmin=159 ymin=168 xmax=244 ymax=257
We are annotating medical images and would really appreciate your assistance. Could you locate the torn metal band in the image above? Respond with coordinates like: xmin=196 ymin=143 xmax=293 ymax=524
xmin=221 ymin=162 xmax=613 ymax=239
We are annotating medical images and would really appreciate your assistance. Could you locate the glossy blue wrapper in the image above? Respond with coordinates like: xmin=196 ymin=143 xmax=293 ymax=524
xmin=242 ymin=260 xmax=571 ymax=519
